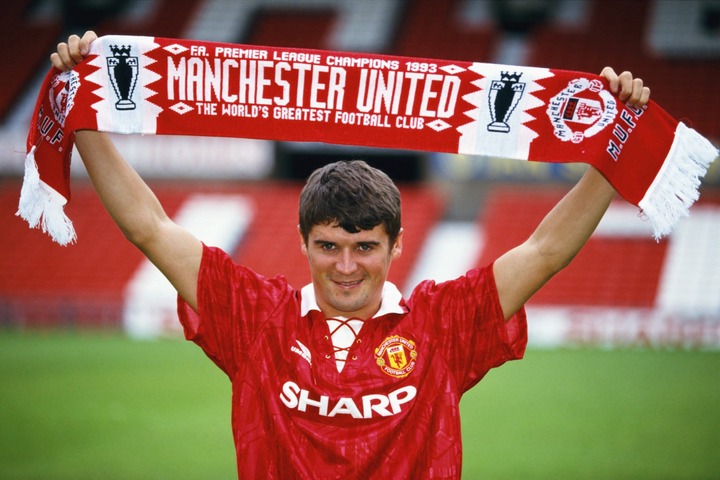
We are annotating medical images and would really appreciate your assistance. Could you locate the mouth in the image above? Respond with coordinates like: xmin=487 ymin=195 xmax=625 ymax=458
xmin=333 ymin=278 xmax=363 ymax=289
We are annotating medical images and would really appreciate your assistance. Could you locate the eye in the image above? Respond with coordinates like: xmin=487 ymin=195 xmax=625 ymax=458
xmin=320 ymin=242 xmax=336 ymax=251
xmin=357 ymin=243 xmax=374 ymax=252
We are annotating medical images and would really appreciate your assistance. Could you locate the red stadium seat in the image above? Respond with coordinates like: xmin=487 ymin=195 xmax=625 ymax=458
xmin=526 ymin=0 xmax=719 ymax=139
xmin=0 ymin=180 xmax=444 ymax=328
xmin=0 ymin=1 xmax=62 ymax=123
xmin=475 ymin=186 xmax=669 ymax=307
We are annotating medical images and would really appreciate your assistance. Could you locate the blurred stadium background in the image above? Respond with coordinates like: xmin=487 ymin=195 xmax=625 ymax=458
xmin=0 ymin=0 xmax=719 ymax=478
xmin=2 ymin=0 xmax=719 ymax=345
xmin=0 ymin=0 xmax=720 ymax=347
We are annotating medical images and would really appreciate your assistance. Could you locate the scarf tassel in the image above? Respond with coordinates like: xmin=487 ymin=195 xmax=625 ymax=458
xmin=16 ymin=146 xmax=77 ymax=246
xmin=639 ymin=122 xmax=719 ymax=241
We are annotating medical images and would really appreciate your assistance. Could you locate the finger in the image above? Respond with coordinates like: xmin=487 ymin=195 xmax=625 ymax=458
xmin=628 ymin=85 xmax=651 ymax=109
xmin=67 ymin=34 xmax=85 ymax=66
xmin=626 ymin=78 xmax=645 ymax=106
xmin=51 ymin=41 xmax=73 ymax=71
xmin=617 ymin=71 xmax=634 ymax=102
xmin=638 ymin=86 xmax=651 ymax=107
xmin=49 ymin=50 xmax=65 ymax=71
xmin=80 ymin=30 xmax=98 ymax=56
xmin=599 ymin=66 xmax=619 ymax=93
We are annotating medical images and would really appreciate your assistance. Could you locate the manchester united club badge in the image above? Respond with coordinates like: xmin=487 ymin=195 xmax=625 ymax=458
xmin=49 ymin=70 xmax=80 ymax=127
xmin=546 ymin=77 xmax=617 ymax=144
xmin=375 ymin=335 xmax=418 ymax=378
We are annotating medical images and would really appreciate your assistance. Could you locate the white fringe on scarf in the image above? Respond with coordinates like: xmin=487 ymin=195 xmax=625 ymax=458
xmin=639 ymin=122 xmax=719 ymax=241
xmin=16 ymin=146 xmax=77 ymax=246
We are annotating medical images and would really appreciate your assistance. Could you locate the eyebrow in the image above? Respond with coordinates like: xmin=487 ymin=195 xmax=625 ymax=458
xmin=312 ymin=239 xmax=382 ymax=247
xmin=356 ymin=240 xmax=382 ymax=247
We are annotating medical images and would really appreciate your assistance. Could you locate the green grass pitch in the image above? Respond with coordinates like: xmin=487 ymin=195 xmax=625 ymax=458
xmin=0 ymin=331 xmax=718 ymax=479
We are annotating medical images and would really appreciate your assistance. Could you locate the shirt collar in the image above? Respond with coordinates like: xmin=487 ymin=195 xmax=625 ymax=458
xmin=300 ymin=282 xmax=405 ymax=318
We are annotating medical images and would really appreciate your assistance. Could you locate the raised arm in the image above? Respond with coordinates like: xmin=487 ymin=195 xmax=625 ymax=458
xmin=53 ymin=32 xmax=203 ymax=311
xmin=493 ymin=67 xmax=651 ymax=320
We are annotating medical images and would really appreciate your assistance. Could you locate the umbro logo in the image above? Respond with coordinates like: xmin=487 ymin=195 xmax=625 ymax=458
xmin=291 ymin=340 xmax=312 ymax=366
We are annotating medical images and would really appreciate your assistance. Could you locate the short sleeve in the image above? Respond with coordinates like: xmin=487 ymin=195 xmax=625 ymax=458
xmin=177 ymin=244 xmax=294 ymax=378
xmin=409 ymin=263 xmax=528 ymax=393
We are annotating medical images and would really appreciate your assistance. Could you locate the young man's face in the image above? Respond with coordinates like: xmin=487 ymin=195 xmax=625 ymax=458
xmin=300 ymin=222 xmax=403 ymax=320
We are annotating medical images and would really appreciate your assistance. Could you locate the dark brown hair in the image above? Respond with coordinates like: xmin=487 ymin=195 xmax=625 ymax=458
xmin=299 ymin=160 xmax=401 ymax=245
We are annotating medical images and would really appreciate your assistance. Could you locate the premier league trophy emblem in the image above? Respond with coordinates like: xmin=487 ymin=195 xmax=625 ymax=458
xmin=107 ymin=45 xmax=138 ymax=110
xmin=487 ymin=72 xmax=525 ymax=133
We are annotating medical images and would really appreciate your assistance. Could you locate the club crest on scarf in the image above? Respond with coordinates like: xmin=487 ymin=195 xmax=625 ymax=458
xmin=49 ymin=70 xmax=80 ymax=127
xmin=107 ymin=44 xmax=139 ymax=110
xmin=547 ymin=77 xmax=617 ymax=144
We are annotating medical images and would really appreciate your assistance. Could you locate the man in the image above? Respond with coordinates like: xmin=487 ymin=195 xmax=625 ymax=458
xmin=52 ymin=31 xmax=650 ymax=479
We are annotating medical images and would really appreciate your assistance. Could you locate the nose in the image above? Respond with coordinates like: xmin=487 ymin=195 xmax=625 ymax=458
xmin=335 ymin=249 xmax=357 ymax=275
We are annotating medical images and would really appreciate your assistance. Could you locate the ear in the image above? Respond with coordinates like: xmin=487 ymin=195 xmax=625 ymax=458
xmin=391 ymin=228 xmax=404 ymax=259
xmin=298 ymin=225 xmax=308 ymax=257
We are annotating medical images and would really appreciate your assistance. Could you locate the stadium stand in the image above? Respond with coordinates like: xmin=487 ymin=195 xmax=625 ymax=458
xmin=0 ymin=0 xmax=62 ymax=124
xmin=1 ymin=0 xmax=718 ymax=337
xmin=475 ymin=186 xmax=670 ymax=307
xmin=0 ymin=180 xmax=144 ymax=327
xmin=246 ymin=8 xmax=336 ymax=50
xmin=391 ymin=0 xmax=498 ymax=61
xmin=87 ymin=0 xmax=204 ymax=38
xmin=0 ymin=178 xmax=444 ymax=328
xmin=525 ymin=0 xmax=720 ymax=140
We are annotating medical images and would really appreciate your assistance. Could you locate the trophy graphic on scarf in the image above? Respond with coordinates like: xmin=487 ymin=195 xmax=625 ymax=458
xmin=107 ymin=45 xmax=138 ymax=110
xmin=487 ymin=72 xmax=525 ymax=133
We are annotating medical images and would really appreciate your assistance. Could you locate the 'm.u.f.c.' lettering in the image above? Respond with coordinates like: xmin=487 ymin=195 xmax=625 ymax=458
xmin=606 ymin=104 xmax=646 ymax=161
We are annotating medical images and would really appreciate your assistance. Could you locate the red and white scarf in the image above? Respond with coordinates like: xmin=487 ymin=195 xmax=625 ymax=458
xmin=18 ymin=35 xmax=719 ymax=245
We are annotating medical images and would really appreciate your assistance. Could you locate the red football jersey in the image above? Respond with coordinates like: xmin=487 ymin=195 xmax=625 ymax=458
xmin=178 ymin=245 xmax=527 ymax=479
